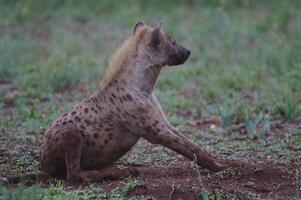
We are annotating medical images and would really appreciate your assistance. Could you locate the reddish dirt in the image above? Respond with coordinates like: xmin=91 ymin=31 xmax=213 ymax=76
xmin=6 ymin=159 xmax=299 ymax=200
xmin=126 ymin=163 xmax=297 ymax=199
xmin=54 ymin=159 xmax=298 ymax=200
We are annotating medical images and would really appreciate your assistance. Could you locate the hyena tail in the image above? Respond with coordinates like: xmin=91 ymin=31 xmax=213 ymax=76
xmin=2 ymin=173 xmax=45 ymax=184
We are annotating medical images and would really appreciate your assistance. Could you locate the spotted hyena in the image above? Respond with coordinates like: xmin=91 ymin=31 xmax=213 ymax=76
xmin=39 ymin=21 xmax=232 ymax=182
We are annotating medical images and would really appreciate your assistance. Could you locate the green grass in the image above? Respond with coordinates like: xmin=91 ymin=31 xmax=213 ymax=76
xmin=0 ymin=0 xmax=301 ymax=199
xmin=1 ymin=179 xmax=149 ymax=200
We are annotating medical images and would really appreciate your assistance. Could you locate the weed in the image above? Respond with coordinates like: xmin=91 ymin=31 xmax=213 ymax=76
xmin=275 ymin=95 xmax=300 ymax=121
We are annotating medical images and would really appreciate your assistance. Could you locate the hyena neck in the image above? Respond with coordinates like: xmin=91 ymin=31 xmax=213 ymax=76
xmin=93 ymin=56 xmax=162 ymax=100
xmin=121 ymin=58 xmax=162 ymax=96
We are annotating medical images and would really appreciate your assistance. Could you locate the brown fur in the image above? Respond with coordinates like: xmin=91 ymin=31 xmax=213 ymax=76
xmin=99 ymin=27 xmax=148 ymax=91
xmin=39 ymin=22 xmax=234 ymax=182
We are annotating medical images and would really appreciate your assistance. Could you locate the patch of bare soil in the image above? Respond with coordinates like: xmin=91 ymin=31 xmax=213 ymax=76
xmin=62 ymin=159 xmax=297 ymax=200
xmin=126 ymin=162 xmax=298 ymax=199
xmin=6 ymin=160 xmax=299 ymax=200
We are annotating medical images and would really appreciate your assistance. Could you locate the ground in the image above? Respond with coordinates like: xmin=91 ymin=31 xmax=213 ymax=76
xmin=0 ymin=1 xmax=301 ymax=200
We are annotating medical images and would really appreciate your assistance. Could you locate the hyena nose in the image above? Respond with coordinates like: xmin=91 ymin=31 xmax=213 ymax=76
xmin=185 ymin=49 xmax=191 ymax=58
xmin=183 ymin=48 xmax=191 ymax=60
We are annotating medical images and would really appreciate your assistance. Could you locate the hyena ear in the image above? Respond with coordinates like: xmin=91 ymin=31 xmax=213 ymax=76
xmin=133 ymin=21 xmax=145 ymax=35
xmin=150 ymin=21 xmax=162 ymax=48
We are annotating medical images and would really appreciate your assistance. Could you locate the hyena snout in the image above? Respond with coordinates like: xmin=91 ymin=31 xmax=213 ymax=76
xmin=169 ymin=43 xmax=191 ymax=66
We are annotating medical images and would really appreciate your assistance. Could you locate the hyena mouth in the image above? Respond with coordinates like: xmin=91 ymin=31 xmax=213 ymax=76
xmin=169 ymin=44 xmax=191 ymax=66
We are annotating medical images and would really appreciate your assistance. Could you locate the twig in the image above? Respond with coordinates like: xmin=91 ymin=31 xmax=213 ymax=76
xmin=168 ymin=182 xmax=176 ymax=200
xmin=297 ymin=169 xmax=300 ymax=200
xmin=192 ymin=154 xmax=205 ymax=188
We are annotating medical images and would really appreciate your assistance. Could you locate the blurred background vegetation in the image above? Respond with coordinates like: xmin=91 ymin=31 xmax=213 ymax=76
xmin=1 ymin=0 xmax=300 ymax=120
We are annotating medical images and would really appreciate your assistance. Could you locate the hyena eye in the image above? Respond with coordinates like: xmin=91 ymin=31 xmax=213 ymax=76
xmin=171 ymin=40 xmax=176 ymax=46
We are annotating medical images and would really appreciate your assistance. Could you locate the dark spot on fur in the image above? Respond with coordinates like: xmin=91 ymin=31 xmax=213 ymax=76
xmin=111 ymin=93 xmax=117 ymax=99
xmin=138 ymin=107 xmax=146 ymax=113
xmin=85 ymin=140 xmax=90 ymax=146
xmin=71 ymin=111 xmax=77 ymax=115
xmin=75 ymin=116 xmax=81 ymax=122
xmin=122 ymin=96 xmax=127 ymax=102
xmin=119 ymin=97 xmax=124 ymax=103
xmin=104 ymin=139 xmax=109 ymax=144
xmin=90 ymin=141 xmax=95 ymax=146
xmin=146 ymin=126 xmax=152 ymax=132
xmin=109 ymin=97 xmax=115 ymax=105
xmin=116 ymin=107 xmax=121 ymax=112
xmin=63 ymin=113 xmax=68 ymax=117
xmin=105 ymin=127 xmax=113 ymax=132
xmin=93 ymin=133 xmax=99 ymax=139
xmin=84 ymin=108 xmax=89 ymax=113
xmin=120 ymin=87 xmax=125 ymax=91
xmin=81 ymin=133 xmax=85 ymax=138
xmin=84 ymin=119 xmax=91 ymax=125
xmin=80 ymin=125 xmax=86 ymax=130
xmin=126 ymin=94 xmax=132 ymax=101
xmin=108 ymin=133 xmax=113 ymax=140
xmin=63 ymin=121 xmax=67 ymax=125
xmin=96 ymin=105 xmax=102 ymax=112
xmin=152 ymin=132 xmax=158 ymax=135
xmin=156 ymin=128 xmax=161 ymax=133
xmin=98 ymin=124 xmax=103 ymax=128
xmin=92 ymin=107 xmax=98 ymax=114
xmin=130 ymin=115 xmax=137 ymax=120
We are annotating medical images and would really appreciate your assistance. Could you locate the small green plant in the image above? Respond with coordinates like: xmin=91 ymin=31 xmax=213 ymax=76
xmin=244 ymin=111 xmax=270 ymax=138
xmin=0 ymin=184 xmax=45 ymax=200
xmin=218 ymin=106 xmax=236 ymax=128
xmin=275 ymin=95 xmax=300 ymax=121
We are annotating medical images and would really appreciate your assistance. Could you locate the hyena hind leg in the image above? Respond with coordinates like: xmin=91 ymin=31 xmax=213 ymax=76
xmin=78 ymin=167 xmax=139 ymax=182
xmin=62 ymin=127 xmax=83 ymax=181
xmin=62 ymin=126 xmax=139 ymax=182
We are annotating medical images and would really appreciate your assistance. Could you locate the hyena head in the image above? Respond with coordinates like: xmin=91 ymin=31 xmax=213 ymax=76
xmin=133 ymin=21 xmax=191 ymax=67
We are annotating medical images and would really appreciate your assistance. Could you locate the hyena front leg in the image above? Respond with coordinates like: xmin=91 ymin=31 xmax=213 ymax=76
xmin=150 ymin=94 xmax=196 ymax=142
xmin=147 ymin=128 xmax=228 ymax=172
xmin=132 ymin=101 xmax=230 ymax=172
